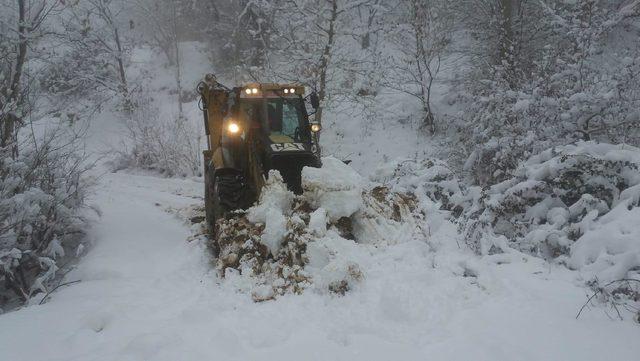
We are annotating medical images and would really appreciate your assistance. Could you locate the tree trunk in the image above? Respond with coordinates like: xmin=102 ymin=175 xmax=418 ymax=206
xmin=499 ymin=0 xmax=520 ymax=88
xmin=315 ymin=0 xmax=339 ymax=126
xmin=412 ymin=0 xmax=437 ymax=134
xmin=113 ymin=27 xmax=130 ymax=106
xmin=499 ymin=0 xmax=513 ymax=62
xmin=1 ymin=0 xmax=28 ymax=157
xmin=361 ymin=0 xmax=379 ymax=49
xmin=172 ymin=1 xmax=183 ymax=116
xmin=175 ymin=44 xmax=183 ymax=116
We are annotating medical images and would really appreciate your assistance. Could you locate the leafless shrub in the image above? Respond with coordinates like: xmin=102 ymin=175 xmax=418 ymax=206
xmin=113 ymin=96 xmax=202 ymax=177
xmin=577 ymin=279 xmax=640 ymax=322
xmin=0 ymin=129 xmax=93 ymax=309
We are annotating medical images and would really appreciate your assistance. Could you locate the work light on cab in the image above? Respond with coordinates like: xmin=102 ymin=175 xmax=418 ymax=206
xmin=310 ymin=123 xmax=321 ymax=132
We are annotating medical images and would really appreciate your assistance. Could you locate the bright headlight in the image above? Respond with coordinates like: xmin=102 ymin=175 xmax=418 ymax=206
xmin=245 ymin=88 xmax=252 ymax=95
xmin=289 ymin=88 xmax=296 ymax=94
xmin=310 ymin=123 xmax=321 ymax=132
xmin=251 ymin=88 xmax=258 ymax=94
xmin=227 ymin=122 xmax=240 ymax=134
xmin=284 ymin=88 xmax=289 ymax=94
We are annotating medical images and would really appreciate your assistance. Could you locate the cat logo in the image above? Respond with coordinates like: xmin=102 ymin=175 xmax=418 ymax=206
xmin=271 ymin=143 xmax=306 ymax=152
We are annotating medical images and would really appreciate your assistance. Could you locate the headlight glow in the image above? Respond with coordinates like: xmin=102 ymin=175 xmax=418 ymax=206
xmin=227 ymin=122 xmax=241 ymax=134
xmin=245 ymin=88 xmax=251 ymax=95
xmin=290 ymin=88 xmax=296 ymax=94
xmin=310 ymin=123 xmax=321 ymax=132
xmin=284 ymin=88 xmax=289 ymax=94
xmin=251 ymin=88 xmax=258 ymax=94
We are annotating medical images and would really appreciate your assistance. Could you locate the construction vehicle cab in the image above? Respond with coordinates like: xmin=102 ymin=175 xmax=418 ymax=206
xmin=197 ymin=74 xmax=322 ymax=231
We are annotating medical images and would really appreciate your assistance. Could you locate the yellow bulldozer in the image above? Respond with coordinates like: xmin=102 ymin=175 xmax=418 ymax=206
xmin=197 ymin=74 xmax=322 ymax=231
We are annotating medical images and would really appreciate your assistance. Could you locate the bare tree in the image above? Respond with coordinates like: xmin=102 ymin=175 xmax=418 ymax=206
xmin=93 ymin=0 xmax=129 ymax=101
xmin=187 ymin=0 xmax=276 ymax=78
xmin=270 ymin=0 xmax=342 ymax=127
xmin=385 ymin=0 xmax=453 ymax=134
xmin=63 ymin=0 xmax=132 ymax=109
xmin=0 ymin=0 xmax=60 ymax=157
xmin=358 ymin=0 xmax=382 ymax=50
xmin=134 ymin=0 xmax=178 ymax=65
xmin=133 ymin=0 xmax=187 ymax=116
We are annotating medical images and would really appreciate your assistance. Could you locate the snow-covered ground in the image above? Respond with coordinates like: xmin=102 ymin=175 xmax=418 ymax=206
xmin=1 ymin=160 xmax=639 ymax=361
xmin=1 ymin=42 xmax=639 ymax=361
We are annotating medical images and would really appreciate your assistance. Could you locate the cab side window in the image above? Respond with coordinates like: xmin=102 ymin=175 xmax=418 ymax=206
xmin=282 ymin=102 xmax=299 ymax=136
xmin=267 ymin=102 xmax=282 ymax=132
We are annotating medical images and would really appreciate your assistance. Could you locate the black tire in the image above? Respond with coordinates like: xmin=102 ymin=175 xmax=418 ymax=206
xmin=214 ymin=173 xmax=254 ymax=213
xmin=204 ymin=168 xmax=254 ymax=233
xmin=204 ymin=163 xmax=217 ymax=232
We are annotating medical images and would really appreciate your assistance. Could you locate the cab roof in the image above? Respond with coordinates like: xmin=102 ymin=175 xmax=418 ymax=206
xmin=240 ymin=83 xmax=306 ymax=95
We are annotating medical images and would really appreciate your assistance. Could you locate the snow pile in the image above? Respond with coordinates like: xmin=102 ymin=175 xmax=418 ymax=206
xmin=301 ymin=157 xmax=363 ymax=221
xmin=570 ymin=203 xmax=640 ymax=282
xmin=246 ymin=171 xmax=295 ymax=255
xmin=463 ymin=142 xmax=640 ymax=284
xmin=211 ymin=157 xmax=424 ymax=301
xmin=352 ymin=186 xmax=423 ymax=245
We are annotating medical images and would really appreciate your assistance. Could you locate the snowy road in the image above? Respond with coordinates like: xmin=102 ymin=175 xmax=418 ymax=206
xmin=1 ymin=170 xmax=639 ymax=361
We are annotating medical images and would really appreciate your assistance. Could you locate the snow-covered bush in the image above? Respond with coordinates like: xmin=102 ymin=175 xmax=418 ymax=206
xmin=463 ymin=142 xmax=640 ymax=284
xmin=0 ymin=134 xmax=91 ymax=308
xmin=458 ymin=1 xmax=640 ymax=186
xmin=365 ymin=148 xmax=640 ymax=318
xmin=372 ymin=157 xmax=468 ymax=215
xmin=114 ymin=96 xmax=203 ymax=177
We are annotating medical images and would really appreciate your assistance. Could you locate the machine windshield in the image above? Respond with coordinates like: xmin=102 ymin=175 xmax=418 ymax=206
xmin=266 ymin=98 xmax=308 ymax=143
